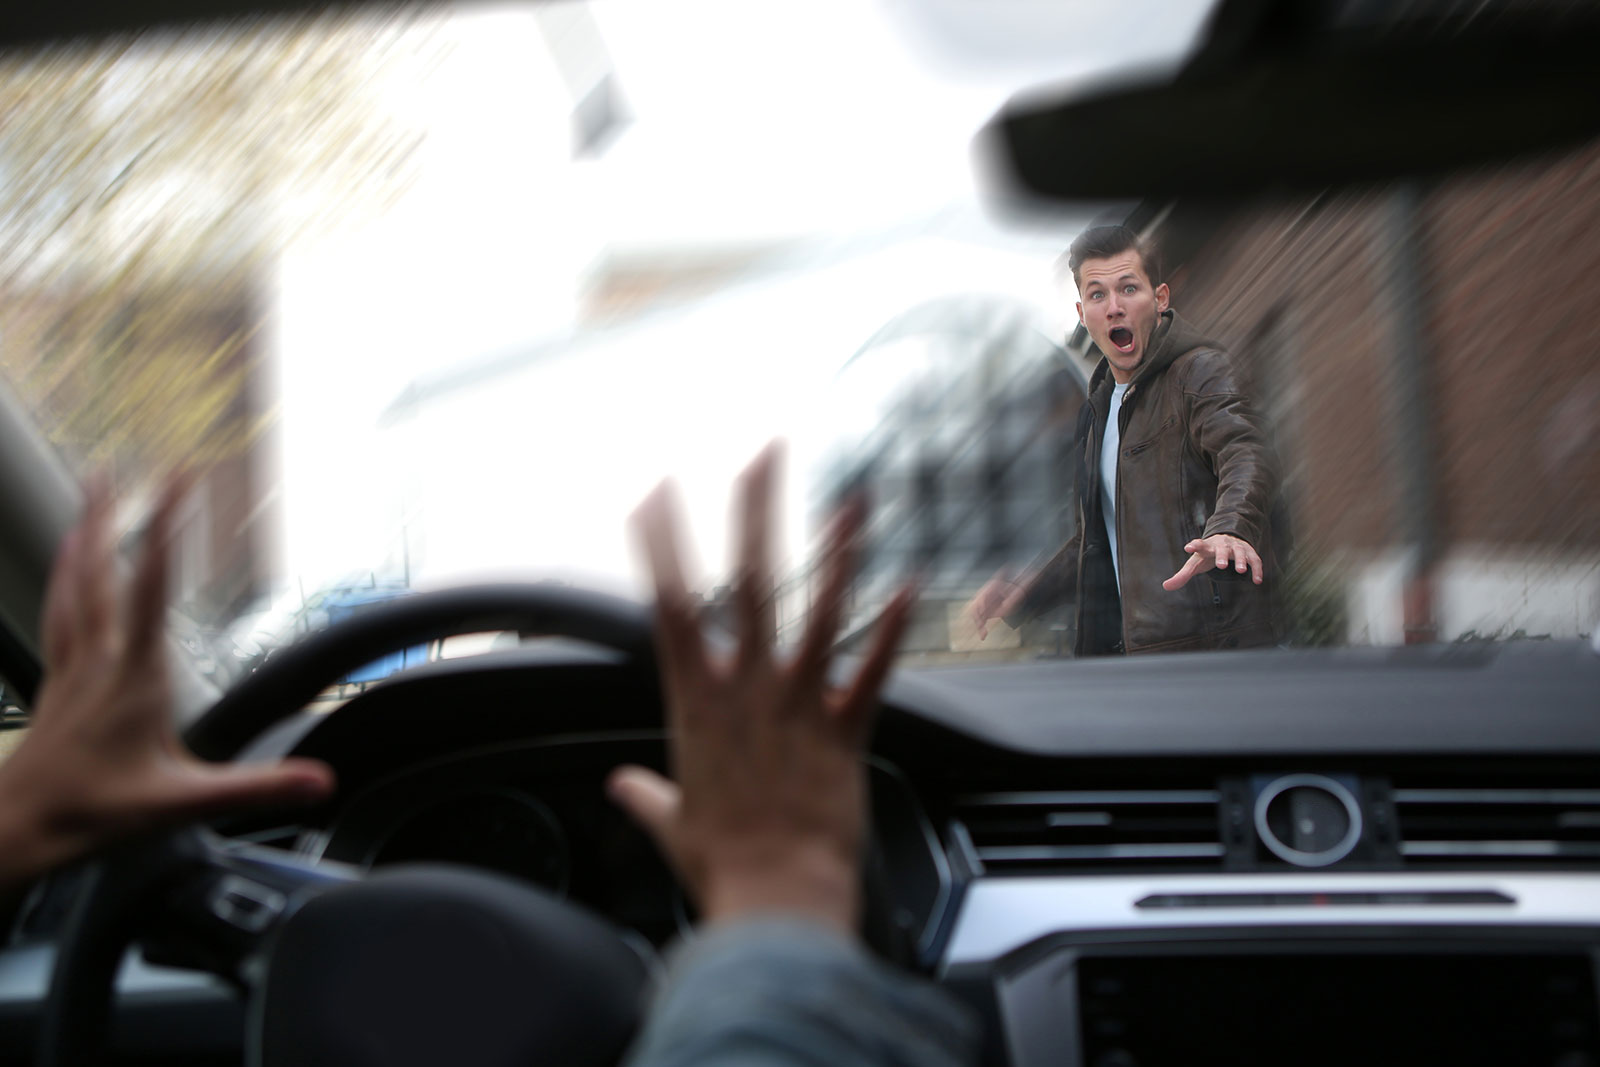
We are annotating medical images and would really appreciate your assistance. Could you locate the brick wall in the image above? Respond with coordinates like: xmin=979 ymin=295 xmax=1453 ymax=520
xmin=1168 ymin=194 xmax=1398 ymax=560
xmin=1422 ymin=146 xmax=1600 ymax=551
xmin=1157 ymin=140 xmax=1600 ymax=568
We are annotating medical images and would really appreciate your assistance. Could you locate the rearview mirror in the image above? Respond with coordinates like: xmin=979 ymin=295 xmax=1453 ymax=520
xmin=982 ymin=0 xmax=1600 ymax=202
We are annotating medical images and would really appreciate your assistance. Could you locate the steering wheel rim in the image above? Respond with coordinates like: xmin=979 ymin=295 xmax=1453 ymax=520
xmin=186 ymin=583 xmax=657 ymax=761
xmin=41 ymin=583 xmax=659 ymax=1067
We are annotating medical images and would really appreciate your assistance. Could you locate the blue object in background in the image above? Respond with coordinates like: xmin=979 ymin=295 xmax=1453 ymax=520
xmin=320 ymin=587 xmax=428 ymax=684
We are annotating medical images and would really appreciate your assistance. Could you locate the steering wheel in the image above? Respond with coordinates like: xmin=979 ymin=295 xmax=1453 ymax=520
xmin=38 ymin=584 xmax=659 ymax=1067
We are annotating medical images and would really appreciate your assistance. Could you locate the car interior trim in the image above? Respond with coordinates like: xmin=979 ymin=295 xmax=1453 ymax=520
xmin=943 ymin=871 xmax=1600 ymax=967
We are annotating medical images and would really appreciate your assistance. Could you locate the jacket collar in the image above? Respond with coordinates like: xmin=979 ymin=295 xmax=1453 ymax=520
xmin=1086 ymin=309 xmax=1213 ymax=395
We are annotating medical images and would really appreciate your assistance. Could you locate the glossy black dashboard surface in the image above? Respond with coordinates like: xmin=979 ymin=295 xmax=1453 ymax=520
xmin=227 ymin=638 xmax=1600 ymax=923
xmin=7 ymin=638 xmax=1600 ymax=1064
xmin=878 ymin=638 xmax=1600 ymax=757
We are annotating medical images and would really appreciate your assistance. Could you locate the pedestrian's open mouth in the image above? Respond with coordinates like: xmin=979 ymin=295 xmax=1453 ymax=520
xmin=1109 ymin=326 xmax=1135 ymax=352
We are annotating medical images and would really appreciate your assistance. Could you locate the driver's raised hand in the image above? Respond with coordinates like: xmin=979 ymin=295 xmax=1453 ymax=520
xmin=609 ymin=444 xmax=913 ymax=935
xmin=0 ymin=475 xmax=334 ymax=888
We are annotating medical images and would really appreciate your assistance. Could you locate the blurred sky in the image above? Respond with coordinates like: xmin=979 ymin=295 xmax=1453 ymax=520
xmin=271 ymin=0 xmax=1218 ymax=605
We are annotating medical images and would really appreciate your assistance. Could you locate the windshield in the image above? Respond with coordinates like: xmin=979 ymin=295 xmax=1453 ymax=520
xmin=0 ymin=0 xmax=1594 ymax=693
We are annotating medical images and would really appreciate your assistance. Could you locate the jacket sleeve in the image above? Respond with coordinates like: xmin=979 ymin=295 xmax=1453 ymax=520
xmin=1180 ymin=349 xmax=1274 ymax=550
xmin=1005 ymin=396 xmax=1094 ymax=627
xmin=623 ymin=919 xmax=979 ymax=1067
xmin=1006 ymin=529 xmax=1082 ymax=627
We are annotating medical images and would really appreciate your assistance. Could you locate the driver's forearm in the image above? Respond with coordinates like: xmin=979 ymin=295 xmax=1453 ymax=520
xmin=699 ymin=850 xmax=860 ymax=937
xmin=624 ymin=918 xmax=978 ymax=1067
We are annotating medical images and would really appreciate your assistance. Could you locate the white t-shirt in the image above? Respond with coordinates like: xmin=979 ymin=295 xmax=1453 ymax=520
xmin=1100 ymin=382 xmax=1131 ymax=594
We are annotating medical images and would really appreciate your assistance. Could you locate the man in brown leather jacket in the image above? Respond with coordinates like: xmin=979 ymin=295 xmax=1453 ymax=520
xmin=968 ymin=225 xmax=1279 ymax=655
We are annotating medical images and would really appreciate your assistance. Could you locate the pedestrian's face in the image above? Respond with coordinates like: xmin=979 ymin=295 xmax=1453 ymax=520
xmin=1075 ymin=251 xmax=1170 ymax=384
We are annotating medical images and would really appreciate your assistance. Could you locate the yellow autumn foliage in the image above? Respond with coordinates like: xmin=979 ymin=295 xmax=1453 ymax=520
xmin=0 ymin=8 xmax=446 ymax=483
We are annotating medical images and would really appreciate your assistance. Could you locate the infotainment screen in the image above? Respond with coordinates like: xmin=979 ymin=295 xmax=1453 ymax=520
xmin=1077 ymin=952 xmax=1599 ymax=1066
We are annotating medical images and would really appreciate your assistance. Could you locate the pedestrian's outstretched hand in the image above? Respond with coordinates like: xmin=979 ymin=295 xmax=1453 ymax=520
xmin=967 ymin=572 xmax=1027 ymax=639
xmin=609 ymin=444 xmax=913 ymax=934
xmin=1162 ymin=533 xmax=1264 ymax=591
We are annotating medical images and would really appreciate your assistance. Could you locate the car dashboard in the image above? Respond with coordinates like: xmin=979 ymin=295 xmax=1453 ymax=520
xmin=5 ymin=637 xmax=1600 ymax=1065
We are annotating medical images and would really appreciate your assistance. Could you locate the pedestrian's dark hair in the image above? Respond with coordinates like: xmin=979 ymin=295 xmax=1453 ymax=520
xmin=1056 ymin=225 xmax=1162 ymax=291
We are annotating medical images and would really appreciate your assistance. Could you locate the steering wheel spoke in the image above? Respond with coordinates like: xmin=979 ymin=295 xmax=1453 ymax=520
xmin=42 ymin=584 xmax=658 ymax=1067
xmin=138 ymin=831 xmax=360 ymax=986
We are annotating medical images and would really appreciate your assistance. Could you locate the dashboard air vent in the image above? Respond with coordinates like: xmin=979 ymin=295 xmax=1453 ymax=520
xmin=1393 ymin=787 xmax=1600 ymax=866
xmin=950 ymin=788 xmax=1224 ymax=874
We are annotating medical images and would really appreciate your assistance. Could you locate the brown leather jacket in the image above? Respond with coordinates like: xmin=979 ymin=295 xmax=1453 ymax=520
xmin=1013 ymin=310 xmax=1280 ymax=655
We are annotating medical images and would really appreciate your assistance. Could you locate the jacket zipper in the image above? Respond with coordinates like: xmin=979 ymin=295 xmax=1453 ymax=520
xmin=1113 ymin=384 xmax=1136 ymax=652
xmin=1074 ymin=395 xmax=1099 ymax=656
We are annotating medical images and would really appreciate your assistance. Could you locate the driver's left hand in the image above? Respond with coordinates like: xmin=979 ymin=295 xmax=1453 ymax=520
xmin=0 ymin=474 xmax=333 ymax=889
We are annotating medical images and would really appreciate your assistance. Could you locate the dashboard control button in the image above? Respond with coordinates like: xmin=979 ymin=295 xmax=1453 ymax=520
xmin=1254 ymin=774 xmax=1364 ymax=867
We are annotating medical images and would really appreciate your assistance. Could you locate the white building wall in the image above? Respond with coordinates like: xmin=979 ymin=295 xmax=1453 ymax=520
xmin=1345 ymin=549 xmax=1600 ymax=646
xmin=1436 ymin=549 xmax=1600 ymax=642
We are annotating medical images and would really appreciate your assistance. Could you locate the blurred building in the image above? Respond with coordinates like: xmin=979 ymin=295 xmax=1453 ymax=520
xmin=0 ymin=281 xmax=280 ymax=635
xmin=812 ymin=294 xmax=1086 ymax=658
xmin=821 ymin=144 xmax=1599 ymax=658
xmin=1136 ymin=140 xmax=1600 ymax=645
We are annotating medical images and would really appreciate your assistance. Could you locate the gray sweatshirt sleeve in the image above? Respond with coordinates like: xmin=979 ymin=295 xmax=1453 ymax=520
xmin=622 ymin=918 xmax=980 ymax=1067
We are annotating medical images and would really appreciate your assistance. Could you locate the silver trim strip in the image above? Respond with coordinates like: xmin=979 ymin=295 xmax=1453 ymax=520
xmin=956 ymin=790 xmax=1220 ymax=806
xmin=1045 ymin=812 xmax=1114 ymax=828
xmin=947 ymin=818 xmax=985 ymax=877
xmin=1393 ymin=789 xmax=1600 ymax=804
xmin=1401 ymin=840 xmax=1600 ymax=857
xmin=863 ymin=755 xmax=953 ymax=963
xmin=978 ymin=843 xmax=1225 ymax=862
xmin=941 ymin=872 xmax=1600 ymax=968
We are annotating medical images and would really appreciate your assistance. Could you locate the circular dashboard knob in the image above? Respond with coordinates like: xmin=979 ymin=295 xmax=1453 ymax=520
xmin=1253 ymin=774 xmax=1363 ymax=867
